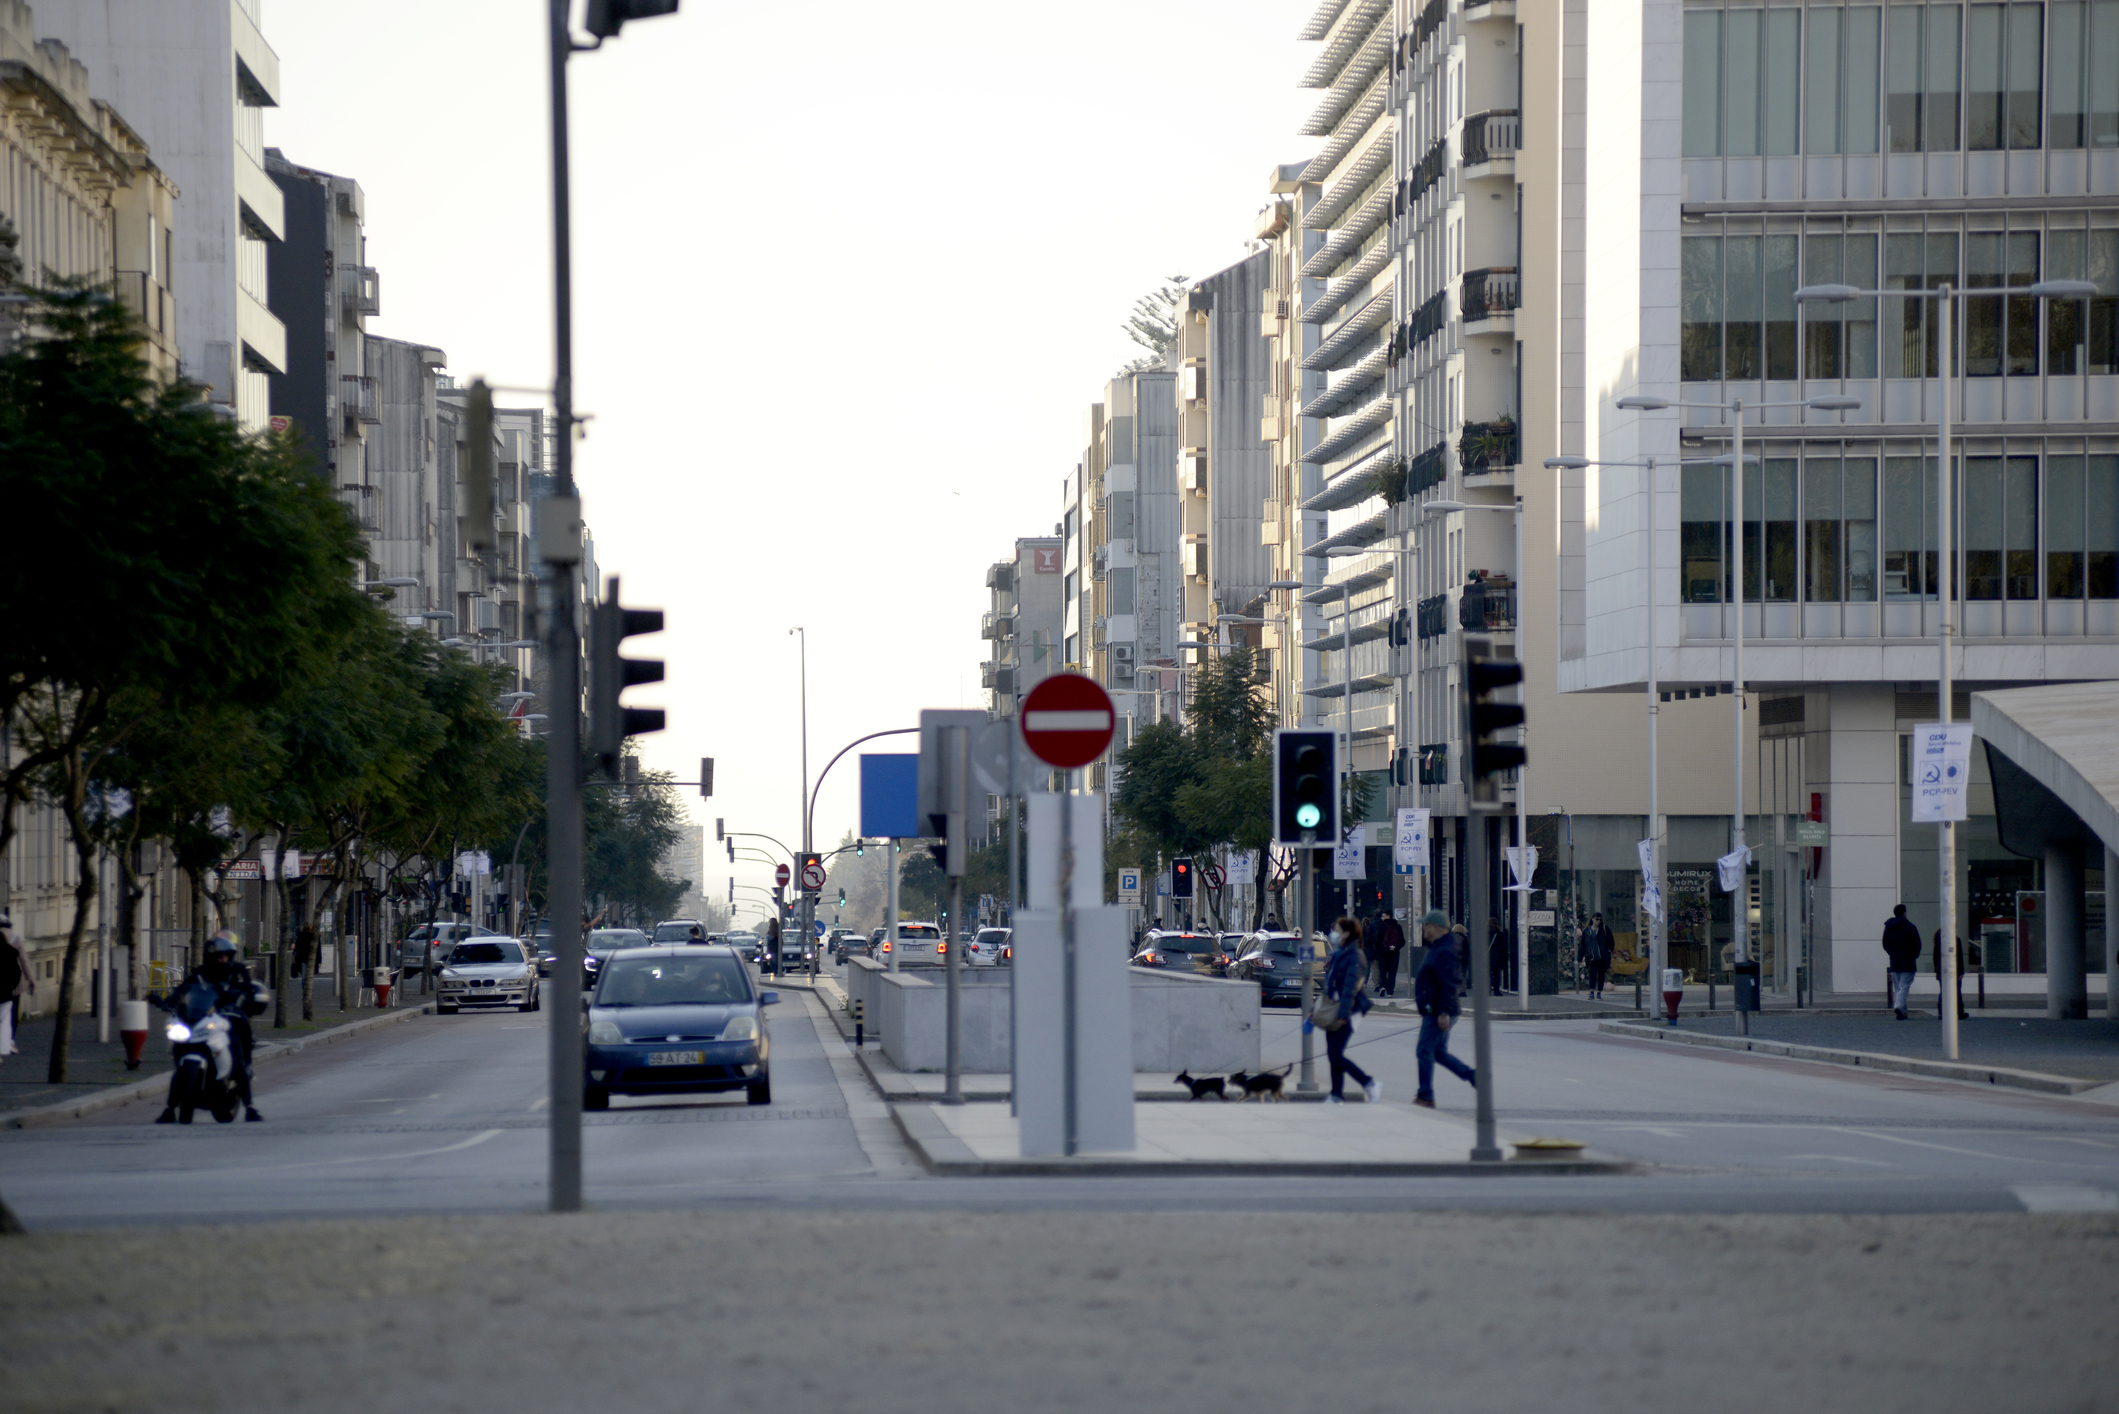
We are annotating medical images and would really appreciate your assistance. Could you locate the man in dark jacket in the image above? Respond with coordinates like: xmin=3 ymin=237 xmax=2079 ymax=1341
xmin=1410 ymin=910 xmax=1477 ymax=1108
xmin=1580 ymin=912 xmax=1616 ymax=1000
xmin=1882 ymin=904 xmax=1923 ymax=1018
xmin=1373 ymin=910 xmax=1406 ymax=997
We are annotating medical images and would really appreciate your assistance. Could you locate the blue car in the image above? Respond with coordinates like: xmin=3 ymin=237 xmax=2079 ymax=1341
xmin=582 ymin=946 xmax=777 ymax=1109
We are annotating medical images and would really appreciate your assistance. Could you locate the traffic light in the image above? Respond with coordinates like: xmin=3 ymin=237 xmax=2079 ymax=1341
xmin=700 ymin=758 xmax=714 ymax=798
xmin=1171 ymin=857 xmax=1195 ymax=899
xmin=854 ymin=842 xmax=864 ymax=858
xmin=715 ymin=818 xmax=723 ymax=841
xmin=726 ymin=838 xmax=735 ymax=863
xmin=797 ymin=851 xmax=822 ymax=895
xmin=1463 ymin=633 xmax=1526 ymax=811
xmin=1273 ymin=728 xmax=1337 ymax=844
xmin=589 ymin=574 xmax=664 ymax=778
xmin=585 ymin=0 xmax=679 ymax=39
xmin=836 ymin=888 xmax=846 ymax=909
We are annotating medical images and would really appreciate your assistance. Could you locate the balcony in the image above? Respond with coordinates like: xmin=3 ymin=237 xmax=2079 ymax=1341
xmin=113 ymin=270 xmax=174 ymax=339
xmin=1461 ymin=267 xmax=1519 ymax=335
xmin=1457 ymin=415 xmax=1518 ymax=473
xmin=985 ymin=562 xmax=1015 ymax=592
xmin=1457 ymin=576 xmax=1517 ymax=631
xmin=1408 ymin=440 xmax=1448 ymax=496
xmin=340 ymin=373 xmax=378 ymax=425
xmin=980 ymin=609 xmax=1014 ymax=642
xmin=1417 ymin=593 xmax=1450 ymax=640
xmin=1418 ymin=743 xmax=1449 ymax=785
xmin=340 ymin=264 xmax=380 ymax=319
xmin=1462 ymin=110 xmax=1520 ymax=172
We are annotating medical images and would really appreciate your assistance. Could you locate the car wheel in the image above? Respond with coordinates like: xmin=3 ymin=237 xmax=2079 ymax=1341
xmin=519 ymin=989 xmax=538 ymax=1013
xmin=747 ymin=1076 xmax=772 ymax=1106
xmin=584 ymin=1087 xmax=610 ymax=1111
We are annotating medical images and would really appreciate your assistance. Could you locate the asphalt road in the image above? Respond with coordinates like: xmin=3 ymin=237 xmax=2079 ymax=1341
xmin=5 ymin=967 xmax=2118 ymax=1227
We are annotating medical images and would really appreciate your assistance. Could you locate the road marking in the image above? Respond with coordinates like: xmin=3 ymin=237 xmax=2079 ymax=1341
xmin=2011 ymin=1183 xmax=2119 ymax=1212
xmin=208 ymin=1128 xmax=508 ymax=1176
xmin=1829 ymin=1126 xmax=2101 ymax=1168
xmin=1605 ymin=1126 xmax=1686 ymax=1138
xmin=1784 ymin=1154 xmax=1892 ymax=1166
xmin=528 ymin=1095 xmax=549 ymax=1112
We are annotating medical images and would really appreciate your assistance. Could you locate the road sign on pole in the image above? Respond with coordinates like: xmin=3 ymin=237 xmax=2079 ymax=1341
xmin=799 ymin=857 xmax=827 ymax=892
xmin=774 ymin=862 xmax=791 ymax=889
xmin=1020 ymin=674 xmax=1116 ymax=769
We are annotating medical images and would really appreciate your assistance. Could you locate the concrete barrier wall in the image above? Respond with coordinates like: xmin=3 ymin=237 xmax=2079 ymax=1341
xmin=845 ymin=957 xmax=885 ymax=1032
xmin=874 ymin=965 xmax=1259 ymax=1074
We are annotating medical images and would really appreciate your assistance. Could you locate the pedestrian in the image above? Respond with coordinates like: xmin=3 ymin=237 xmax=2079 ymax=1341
xmin=1360 ymin=912 xmax=1382 ymax=992
xmin=0 ymin=908 xmax=32 ymax=1059
xmin=1487 ymin=915 xmax=1510 ymax=995
xmin=1313 ymin=916 xmax=1378 ymax=1104
xmin=1579 ymin=911 xmax=1616 ymax=1000
xmin=1373 ymin=908 xmax=1406 ymax=998
xmin=1882 ymin=904 xmax=1922 ymax=1019
xmin=1410 ymin=910 xmax=1477 ymax=1107
xmin=1932 ymin=928 xmax=1968 ymax=1020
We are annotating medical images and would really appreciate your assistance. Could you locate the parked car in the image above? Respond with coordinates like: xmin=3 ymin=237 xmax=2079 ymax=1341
xmin=436 ymin=939 xmax=541 ymax=1014
xmin=1229 ymin=931 xmax=1308 ymax=1006
xmin=967 ymin=927 xmax=1010 ymax=968
xmin=652 ymin=919 xmax=708 ymax=943
xmin=724 ymin=931 xmax=762 ymax=964
xmin=582 ymin=945 xmax=777 ymax=1109
xmin=400 ymin=922 xmax=501 ymax=974
xmin=1131 ymin=930 xmax=1226 ymax=976
xmin=878 ymin=921 xmax=943 ymax=967
xmin=583 ymin=928 xmax=650 ymax=984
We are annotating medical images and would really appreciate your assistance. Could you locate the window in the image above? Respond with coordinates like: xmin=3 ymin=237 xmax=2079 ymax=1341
xmin=1683 ymin=8 xmax=1802 ymax=156
xmin=1064 ymin=570 xmax=1077 ymax=604
xmin=1683 ymin=236 xmax=1724 ymax=380
xmin=1685 ymin=12 xmax=1723 ymax=156
xmin=1884 ymin=231 xmax=1959 ymax=378
xmin=1802 ymin=232 xmax=1880 ymax=378
xmin=2047 ymin=455 xmax=2119 ymax=597
xmin=1883 ymin=455 xmax=1944 ymax=597
xmin=1965 ymin=231 xmax=2041 ymax=376
xmin=1107 ymin=491 xmax=1136 ymax=540
xmin=1682 ymin=462 xmax=1731 ymax=603
xmin=1682 ymin=234 xmax=1798 ymax=381
xmin=1961 ymin=455 xmax=2039 ymax=598
xmin=2046 ymin=229 xmax=2119 ymax=374
xmin=1965 ymin=3 xmax=2045 ymax=149
xmin=1064 ymin=508 xmax=1078 ymax=541
xmin=1065 ymin=633 xmax=1079 ymax=664
xmin=1807 ymin=6 xmax=1886 ymax=152
xmin=1110 ymin=567 xmax=1136 ymax=615
xmin=2047 ymin=0 xmax=2119 ymax=148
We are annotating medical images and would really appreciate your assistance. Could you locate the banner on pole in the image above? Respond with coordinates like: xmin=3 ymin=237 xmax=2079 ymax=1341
xmin=1333 ymin=825 xmax=1366 ymax=881
xmin=1637 ymin=837 xmax=1655 ymax=879
xmin=1716 ymin=846 xmax=1753 ymax=892
xmin=1504 ymin=845 xmax=1539 ymax=892
xmin=1393 ymin=808 xmax=1430 ymax=872
xmin=1225 ymin=854 xmax=1255 ymax=886
xmin=1641 ymin=882 xmax=1665 ymax=922
xmin=1910 ymin=722 xmax=1975 ymax=823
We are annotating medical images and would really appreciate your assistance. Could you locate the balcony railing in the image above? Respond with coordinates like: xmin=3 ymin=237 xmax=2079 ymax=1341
xmin=341 ymin=373 xmax=378 ymax=425
xmin=1417 ymin=593 xmax=1450 ymax=640
xmin=1457 ymin=576 xmax=1517 ymax=631
xmin=341 ymin=264 xmax=380 ymax=319
xmin=1399 ymin=137 xmax=1449 ymax=215
xmin=1461 ymin=267 xmax=1520 ymax=322
xmin=1418 ymin=743 xmax=1449 ymax=785
xmin=1390 ymin=290 xmax=1448 ymax=366
xmin=1457 ymin=416 xmax=1519 ymax=472
xmin=1408 ymin=441 xmax=1449 ymax=496
xmin=1462 ymin=110 xmax=1521 ymax=167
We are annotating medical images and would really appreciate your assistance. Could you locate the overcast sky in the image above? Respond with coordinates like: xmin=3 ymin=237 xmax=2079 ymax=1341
xmin=262 ymin=1 xmax=1319 ymax=920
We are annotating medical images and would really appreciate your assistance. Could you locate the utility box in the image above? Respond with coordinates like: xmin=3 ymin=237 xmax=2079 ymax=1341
xmin=1732 ymin=959 xmax=1761 ymax=1012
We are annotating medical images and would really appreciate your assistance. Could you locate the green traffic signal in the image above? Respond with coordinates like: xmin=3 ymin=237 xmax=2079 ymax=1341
xmin=1296 ymin=803 xmax=1322 ymax=829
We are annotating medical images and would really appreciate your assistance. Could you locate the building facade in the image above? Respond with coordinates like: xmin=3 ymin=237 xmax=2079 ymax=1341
xmin=35 ymin=0 xmax=286 ymax=428
xmin=982 ymin=536 xmax=1065 ymax=719
xmin=263 ymin=150 xmax=372 ymax=490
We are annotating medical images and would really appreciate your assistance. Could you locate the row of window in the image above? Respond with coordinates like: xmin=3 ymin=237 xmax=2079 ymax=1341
xmin=1679 ymin=452 xmax=2119 ymax=601
xmin=1683 ymin=1 xmax=2119 ymax=157
xmin=1680 ymin=227 xmax=2119 ymax=381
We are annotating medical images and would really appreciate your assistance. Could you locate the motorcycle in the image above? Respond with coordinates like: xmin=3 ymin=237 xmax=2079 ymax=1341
xmin=160 ymin=977 xmax=249 ymax=1124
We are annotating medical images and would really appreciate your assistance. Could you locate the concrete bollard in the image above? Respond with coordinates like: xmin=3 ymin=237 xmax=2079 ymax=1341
xmin=120 ymin=998 xmax=151 ymax=1069
xmin=1661 ymin=968 xmax=1684 ymax=1026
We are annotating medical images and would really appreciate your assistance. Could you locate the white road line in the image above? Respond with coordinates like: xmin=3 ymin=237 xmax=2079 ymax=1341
xmin=1828 ymin=1126 xmax=2104 ymax=1168
xmin=2011 ymin=1183 xmax=2119 ymax=1212
xmin=194 ymin=1128 xmax=507 ymax=1177
xmin=1784 ymin=1154 xmax=1893 ymax=1166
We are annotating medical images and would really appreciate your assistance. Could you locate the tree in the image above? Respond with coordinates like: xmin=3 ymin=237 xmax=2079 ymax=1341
xmin=1120 ymin=274 xmax=1188 ymax=371
xmin=1 ymin=285 xmax=368 ymax=1079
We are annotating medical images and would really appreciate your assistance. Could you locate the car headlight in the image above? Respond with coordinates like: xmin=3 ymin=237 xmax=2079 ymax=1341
xmin=441 ymin=969 xmax=461 ymax=981
xmin=720 ymin=1016 xmax=757 ymax=1042
xmin=165 ymin=1020 xmax=191 ymax=1042
xmin=588 ymin=1021 xmax=624 ymax=1044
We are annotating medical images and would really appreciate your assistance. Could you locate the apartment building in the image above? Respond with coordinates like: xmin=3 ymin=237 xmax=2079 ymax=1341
xmin=263 ymin=151 xmax=373 ymax=492
xmin=365 ymin=334 xmax=448 ymax=621
xmin=1180 ymin=254 xmax=1278 ymax=664
xmin=36 ymin=0 xmax=286 ymax=429
xmin=436 ymin=383 xmax=542 ymax=696
xmin=981 ymin=536 xmax=1065 ymax=718
xmin=1087 ymin=368 xmax=1185 ymax=740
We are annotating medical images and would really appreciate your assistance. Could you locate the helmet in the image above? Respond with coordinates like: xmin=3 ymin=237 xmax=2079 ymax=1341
xmin=206 ymin=931 xmax=240 ymax=958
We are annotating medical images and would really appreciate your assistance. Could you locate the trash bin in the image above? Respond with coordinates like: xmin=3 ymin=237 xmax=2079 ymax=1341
xmin=1731 ymin=959 xmax=1761 ymax=1012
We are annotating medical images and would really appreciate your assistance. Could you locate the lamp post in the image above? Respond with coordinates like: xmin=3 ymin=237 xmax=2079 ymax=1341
xmin=1791 ymin=277 xmax=2092 ymax=1056
xmin=1321 ymin=546 xmax=1381 ymax=916
xmin=1614 ymin=391 xmax=1860 ymax=1034
xmin=790 ymin=627 xmax=811 ymax=978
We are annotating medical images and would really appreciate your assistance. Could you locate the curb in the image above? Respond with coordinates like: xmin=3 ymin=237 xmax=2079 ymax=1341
xmin=1594 ymin=1019 xmax=2104 ymax=1095
xmin=0 ymin=1004 xmax=436 ymax=1130
xmin=889 ymin=1104 xmax=1634 ymax=1177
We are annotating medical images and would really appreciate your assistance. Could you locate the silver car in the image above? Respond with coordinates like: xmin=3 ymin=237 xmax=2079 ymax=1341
xmin=881 ymin=921 xmax=942 ymax=966
xmin=966 ymin=927 xmax=1010 ymax=968
xmin=437 ymin=939 xmax=540 ymax=1014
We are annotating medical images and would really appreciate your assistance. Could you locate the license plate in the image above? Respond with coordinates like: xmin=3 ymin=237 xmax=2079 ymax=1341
xmin=647 ymin=1050 xmax=703 ymax=1067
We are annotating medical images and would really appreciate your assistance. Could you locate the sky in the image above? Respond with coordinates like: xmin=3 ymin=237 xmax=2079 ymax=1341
xmin=261 ymin=0 xmax=1321 ymax=922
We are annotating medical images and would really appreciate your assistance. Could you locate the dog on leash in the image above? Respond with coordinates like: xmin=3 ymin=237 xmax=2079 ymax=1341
xmin=1175 ymin=1070 xmax=1228 ymax=1101
xmin=1228 ymin=1064 xmax=1292 ymax=1101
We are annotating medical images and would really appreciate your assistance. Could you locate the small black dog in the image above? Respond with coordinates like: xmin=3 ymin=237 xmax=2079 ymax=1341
xmin=1175 ymin=1070 xmax=1228 ymax=1101
xmin=1229 ymin=1065 xmax=1292 ymax=1101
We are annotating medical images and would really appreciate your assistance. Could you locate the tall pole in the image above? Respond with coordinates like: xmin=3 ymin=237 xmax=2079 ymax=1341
xmin=1297 ymin=836 xmax=1317 ymax=1092
xmin=1646 ymin=458 xmax=1664 ymax=995
xmin=544 ymin=0 xmax=586 ymax=1214
xmin=1466 ymin=808 xmax=1500 ymax=1160
xmin=886 ymin=840 xmax=899 ymax=973
xmin=1937 ymin=288 xmax=1959 ymax=1061
xmin=793 ymin=628 xmax=813 ymax=981
xmin=1513 ymin=495 xmax=1528 ymax=1012
xmin=1731 ymin=401 xmax=1750 ymax=1037
xmin=1341 ymin=579 xmax=1353 ymax=917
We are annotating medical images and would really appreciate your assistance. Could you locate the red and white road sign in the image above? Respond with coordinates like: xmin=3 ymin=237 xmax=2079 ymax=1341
xmin=1020 ymin=673 xmax=1116 ymax=770
xmin=774 ymin=862 xmax=791 ymax=888
xmin=800 ymin=860 xmax=827 ymax=892
xmin=1203 ymin=862 xmax=1225 ymax=889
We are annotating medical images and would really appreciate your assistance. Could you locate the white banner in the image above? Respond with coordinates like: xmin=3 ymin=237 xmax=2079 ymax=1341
xmin=1910 ymin=722 xmax=1975 ymax=823
xmin=1504 ymin=845 xmax=1539 ymax=893
xmin=1394 ymin=808 xmax=1431 ymax=871
xmin=1637 ymin=837 xmax=1655 ymax=879
xmin=1225 ymin=854 xmax=1255 ymax=886
xmin=1716 ymin=846 xmax=1753 ymax=892
xmin=1641 ymin=882 xmax=1665 ymax=922
xmin=1333 ymin=825 xmax=1367 ymax=881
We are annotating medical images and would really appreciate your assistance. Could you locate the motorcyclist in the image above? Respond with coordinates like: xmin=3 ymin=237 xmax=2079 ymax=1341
xmin=154 ymin=931 xmax=268 ymax=1123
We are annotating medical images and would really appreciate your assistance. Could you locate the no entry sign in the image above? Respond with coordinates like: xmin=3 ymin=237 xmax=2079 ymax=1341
xmin=1020 ymin=673 xmax=1116 ymax=770
xmin=774 ymin=863 xmax=791 ymax=888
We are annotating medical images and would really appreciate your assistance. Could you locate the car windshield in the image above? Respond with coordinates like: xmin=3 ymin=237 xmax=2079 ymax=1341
xmin=653 ymin=923 xmax=702 ymax=942
xmin=588 ymin=930 xmax=647 ymax=952
xmin=596 ymin=955 xmax=751 ymax=1007
xmin=448 ymin=941 xmax=524 ymax=965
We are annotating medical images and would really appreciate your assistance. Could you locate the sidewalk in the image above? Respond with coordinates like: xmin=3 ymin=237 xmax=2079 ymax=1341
xmin=1599 ymin=1012 xmax=2119 ymax=1095
xmin=894 ymin=1098 xmax=1630 ymax=1176
xmin=0 ymin=999 xmax=435 ymax=1127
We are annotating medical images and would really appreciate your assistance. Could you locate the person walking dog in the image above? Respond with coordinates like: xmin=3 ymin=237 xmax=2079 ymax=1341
xmin=1882 ymin=904 xmax=1922 ymax=1019
xmin=1410 ymin=910 xmax=1477 ymax=1108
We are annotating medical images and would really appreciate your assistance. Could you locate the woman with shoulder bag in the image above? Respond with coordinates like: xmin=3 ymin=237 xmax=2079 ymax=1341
xmin=1314 ymin=917 xmax=1378 ymax=1104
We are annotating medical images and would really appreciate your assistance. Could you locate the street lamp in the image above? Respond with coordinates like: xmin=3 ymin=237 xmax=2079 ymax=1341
xmin=1613 ymin=389 xmax=1859 ymax=1035
xmin=1793 ymin=277 xmax=2093 ymax=1059
xmin=1316 ymin=544 xmax=1380 ymax=916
